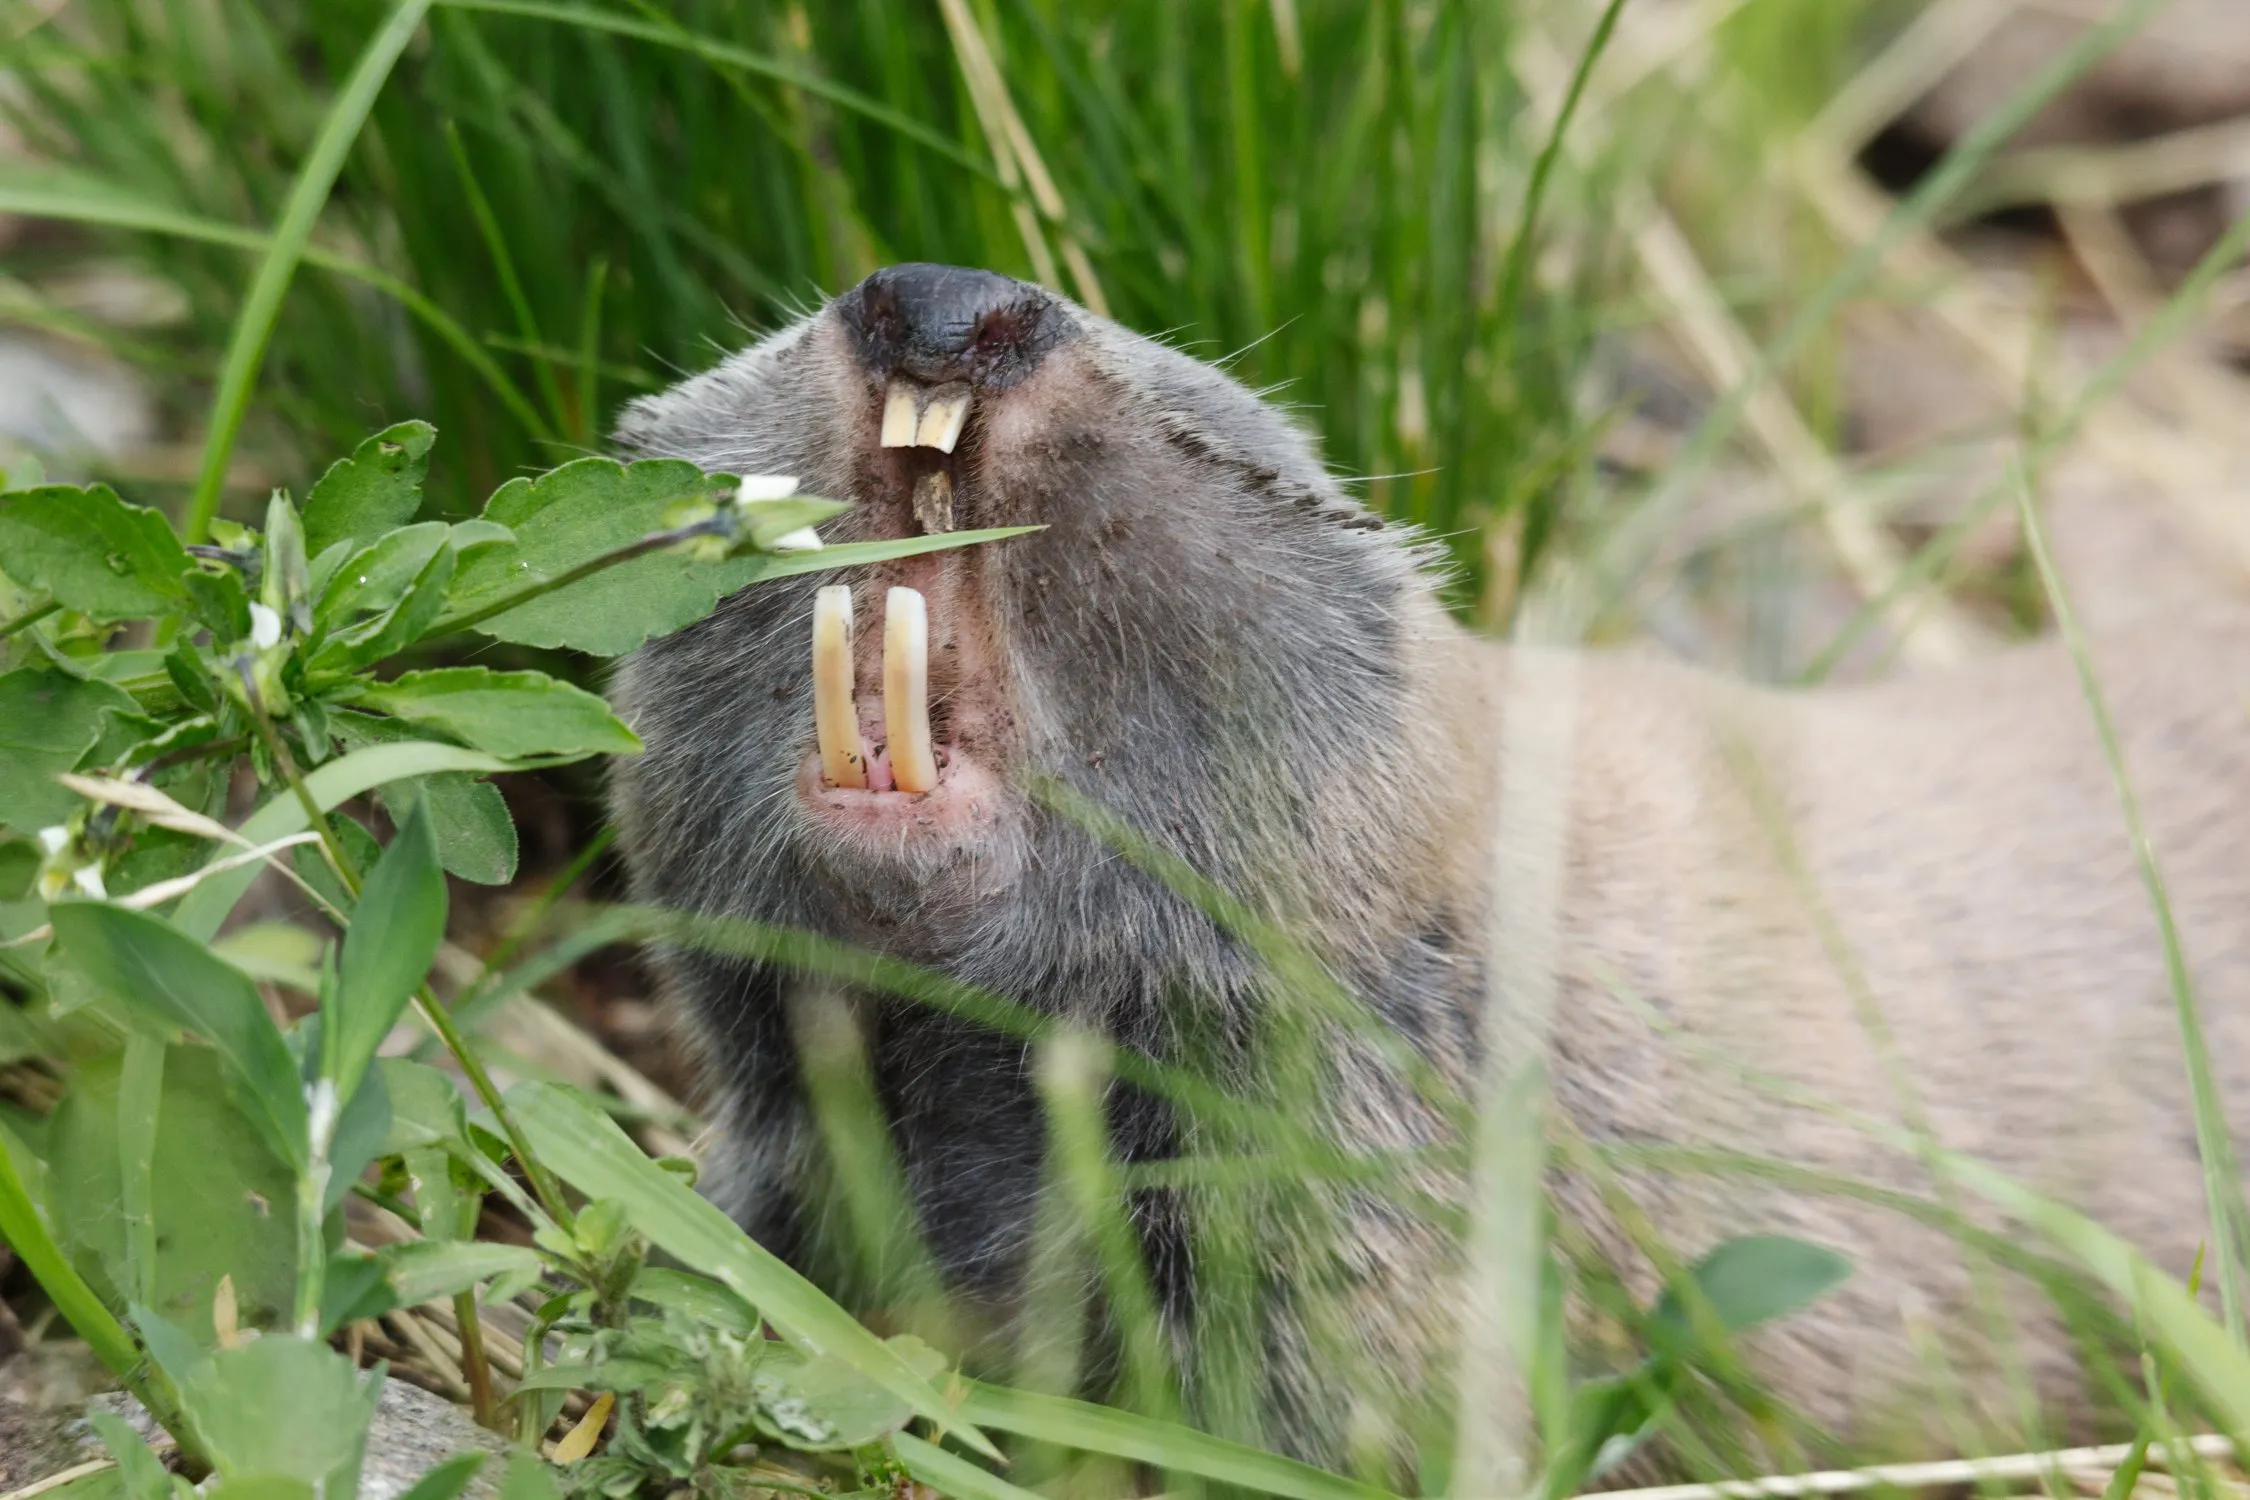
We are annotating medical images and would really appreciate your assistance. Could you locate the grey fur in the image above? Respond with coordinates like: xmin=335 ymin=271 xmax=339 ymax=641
xmin=611 ymin=270 xmax=2250 ymax=1469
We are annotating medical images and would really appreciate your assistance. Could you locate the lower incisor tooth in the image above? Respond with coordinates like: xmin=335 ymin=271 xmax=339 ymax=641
xmin=812 ymin=586 xmax=867 ymax=788
xmin=884 ymin=587 xmax=940 ymax=794
xmin=912 ymin=470 xmax=955 ymax=534
xmin=880 ymin=380 xmax=920 ymax=448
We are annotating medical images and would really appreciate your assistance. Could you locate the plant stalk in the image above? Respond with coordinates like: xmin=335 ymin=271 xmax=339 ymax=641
xmin=0 ymin=598 xmax=58 ymax=640
xmin=426 ymin=513 xmax=727 ymax=638
xmin=455 ymin=1288 xmax=500 ymax=1429
xmin=183 ymin=0 xmax=435 ymax=542
xmin=411 ymin=982 xmax=575 ymax=1232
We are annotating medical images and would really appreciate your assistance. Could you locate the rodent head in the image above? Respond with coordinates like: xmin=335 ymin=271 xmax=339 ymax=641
xmin=611 ymin=265 xmax=1458 ymax=997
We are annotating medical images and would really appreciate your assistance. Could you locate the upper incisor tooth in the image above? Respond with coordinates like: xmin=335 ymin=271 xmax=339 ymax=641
xmin=884 ymin=587 xmax=939 ymax=795
xmin=812 ymin=585 xmax=866 ymax=789
xmin=880 ymin=380 xmax=920 ymax=448
xmin=915 ymin=385 xmax=972 ymax=453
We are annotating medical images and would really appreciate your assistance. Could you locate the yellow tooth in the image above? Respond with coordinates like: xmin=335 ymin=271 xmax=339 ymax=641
xmin=813 ymin=586 xmax=866 ymax=788
xmin=884 ymin=587 xmax=939 ymax=794
xmin=912 ymin=470 xmax=955 ymax=534
xmin=915 ymin=385 xmax=972 ymax=453
xmin=880 ymin=380 xmax=921 ymax=448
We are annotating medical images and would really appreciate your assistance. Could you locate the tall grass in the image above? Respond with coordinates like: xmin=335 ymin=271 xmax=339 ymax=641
xmin=2 ymin=0 xmax=1616 ymax=605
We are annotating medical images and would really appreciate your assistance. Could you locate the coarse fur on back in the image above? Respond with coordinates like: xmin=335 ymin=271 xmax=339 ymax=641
xmin=610 ymin=264 xmax=2250 ymax=1474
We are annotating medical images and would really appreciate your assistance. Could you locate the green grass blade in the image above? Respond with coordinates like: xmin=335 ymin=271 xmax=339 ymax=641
xmin=182 ymin=0 xmax=436 ymax=541
xmin=505 ymin=1079 xmax=1004 ymax=1460
xmin=444 ymin=120 xmax=571 ymax=434
xmin=1492 ymin=0 xmax=1626 ymax=368
xmin=432 ymin=0 xmax=1006 ymax=188
xmin=0 ymin=1122 xmax=161 ymax=1407
xmin=2013 ymin=462 xmax=2250 ymax=1346
xmin=891 ymin=1433 xmax=1048 ymax=1500
xmin=0 ymin=172 xmax=548 ymax=438
xmin=173 ymin=741 xmax=532 ymax=942
xmin=951 ymin=1380 xmax=1397 ymax=1500
xmin=1932 ymin=1137 xmax=2250 ymax=1441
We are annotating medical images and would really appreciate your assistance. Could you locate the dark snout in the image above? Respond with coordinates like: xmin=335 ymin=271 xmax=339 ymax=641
xmin=835 ymin=263 xmax=1073 ymax=388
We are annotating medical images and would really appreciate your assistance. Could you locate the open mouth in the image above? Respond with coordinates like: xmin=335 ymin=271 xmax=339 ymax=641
xmin=810 ymin=582 xmax=946 ymax=795
xmin=795 ymin=375 xmax=1004 ymax=840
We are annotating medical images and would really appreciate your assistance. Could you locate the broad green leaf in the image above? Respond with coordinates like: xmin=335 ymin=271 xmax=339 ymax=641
xmin=630 ymin=1266 xmax=758 ymax=1333
xmin=379 ymin=1058 xmax=470 ymax=1156
xmin=753 ymin=1343 xmax=914 ymax=1450
xmin=0 ymin=667 xmax=139 ymax=831
xmin=393 ymin=1453 xmax=489 ymax=1500
xmin=320 ymin=1252 xmax=396 ymax=1335
xmin=0 ymin=484 xmax=191 ymax=621
xmin=330 ymin=803 xmax=445 ymax=1103
xmin=949 ymin=1381 xmax=1396 ymax=1500
xmin=48 ymin=904 xmax=306 ymax=1166
xmin=312 ymin=522 xmax=449 ymax=636
xmin=330 ymin=711 xmax=517 ymax=885
xmin=337 ymin=667 xmax=639 ymax=759
xmin=302 ymin=421 xmax=436 ymax=559
xmin=87 ymin=1409 xmax=173 ymax=1500
xmin=893 ymin=1433 xmax=1049 ymax=1500
xmin=507 ymin=1080 xmax=1000 ymax=1459
xmin=49 ymin=1047 xmax=296 ymax=1344
xmin=306 ymin=540 xmax=456 ymax=675
xmin=174 ymin=741 xmax=525 ymax=942
xmin=1653 ymin=1235 xmax=1852 ymax=1337
xmin=381 ymin=1239 xmax=543 ymax=1306
xmin=496 ymin=1454 xmax=562 ymax=1500
xmin=440 ymin=456 xmax=748 ymax=656
xmin=174 ymin=1336 xmax=380 ymax=1490
xmin=182 ymin=566 xmax=251 ymax=642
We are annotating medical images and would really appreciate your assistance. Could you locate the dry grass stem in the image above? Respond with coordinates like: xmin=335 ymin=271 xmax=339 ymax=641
xmin=1598 ymin=1433 xmax=2241 ymax=1500
xmin=1518 ymin=23 xmax=1985 ymax=665
xmin=1968 ymin=116 xmax=2250 ymax=215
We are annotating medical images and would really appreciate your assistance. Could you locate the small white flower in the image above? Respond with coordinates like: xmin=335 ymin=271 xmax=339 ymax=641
xmin=249 ymin=602 xmax=282 ymax=649
xmin=767 ymin=527 xmax=823 ymax=553
xmin=35 ymin=826 xmax=69 ymax=855
xmin=734 ymin=474 xmax=800 ymax=503
xmin=71 ymin=864 xmax=107 ymax=900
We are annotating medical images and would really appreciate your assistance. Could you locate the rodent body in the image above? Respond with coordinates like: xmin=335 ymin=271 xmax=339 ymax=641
xmin=610 ymin=264 xmax=2250 ymax=1468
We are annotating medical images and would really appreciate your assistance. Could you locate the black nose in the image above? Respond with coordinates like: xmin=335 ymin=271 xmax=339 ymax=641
xmin=835 ymin=263 xmax=1069 ymax=387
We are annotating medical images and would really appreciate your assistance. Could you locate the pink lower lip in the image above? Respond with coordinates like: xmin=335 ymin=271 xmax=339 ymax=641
xmin=795 ymin=746 xmax=1005 ymax=843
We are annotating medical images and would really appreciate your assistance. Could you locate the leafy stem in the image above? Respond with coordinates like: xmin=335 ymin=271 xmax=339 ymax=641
xmin=426 ymin=510 xmax=732 ymax=639
xmin=415 ymin=980 xmax=577 ymax=1233
xmin=0 ymin=597 xmax=58 ymax=640
xmin=238 ymin=673 xmax=361 ymax=901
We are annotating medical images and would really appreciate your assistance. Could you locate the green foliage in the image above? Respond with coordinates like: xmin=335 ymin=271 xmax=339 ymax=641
xmin=0 ymin=669 xmax=139 ymax=830
xmin=339 ymin=668 xmax=640 ymax=759
xmin=0 ymin=0 xmax=1613 ymax=608
xmin=302 ymin=421 xmax=439 ymax=558
xmin=0 ymin=485 xmax=195 ymax=622
xmin=0 ymin=423 xmax=1033 ymax=1489
xmin=48 ymin=1047 xmax=298 ymax=1344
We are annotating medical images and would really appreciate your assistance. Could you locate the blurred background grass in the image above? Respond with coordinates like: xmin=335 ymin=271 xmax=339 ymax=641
xmin=0 ymin=0 xmax=1665 ymax=610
